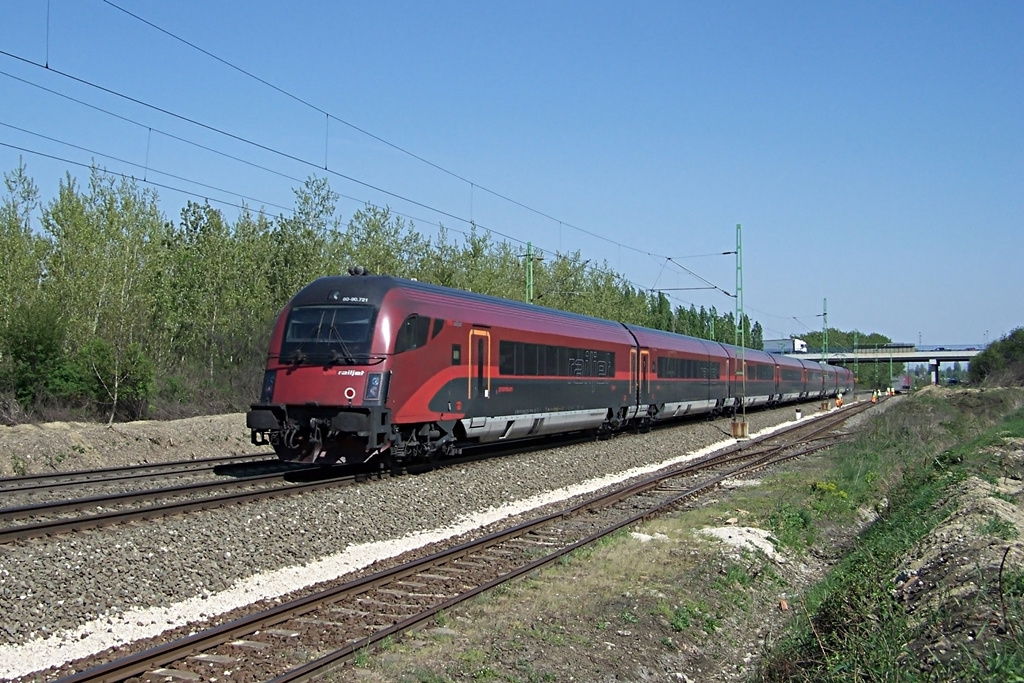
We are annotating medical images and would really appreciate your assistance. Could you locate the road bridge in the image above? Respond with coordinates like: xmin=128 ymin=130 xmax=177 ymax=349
xmin=785 ymin=345 xmax=983 ymax=385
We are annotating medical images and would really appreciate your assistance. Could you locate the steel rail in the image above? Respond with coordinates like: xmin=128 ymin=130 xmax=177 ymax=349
xmin=0 ymin=453 xmax=278 ymax=493
xmin=0 ymin=470 xmax=358 ymax=544
xmin=52 ymin=400 xmax=874 ymax=683
xmin=0 ymin=469 xmax=316 ymax=521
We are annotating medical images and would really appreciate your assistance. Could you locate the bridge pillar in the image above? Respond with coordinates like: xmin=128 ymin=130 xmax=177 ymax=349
xmin=930 ymin=358 xmax=939 ymax=385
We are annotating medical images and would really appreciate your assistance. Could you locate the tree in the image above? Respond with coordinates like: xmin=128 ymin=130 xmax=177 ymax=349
xmin=342 ymin=204 xmax=427 ymax=279
xmin=751 ymin=321 xmax=764 ymax=350
xmin=41 ymin=168 xmax=163 ymax=422
xmin=969 ymin=328 xmax=1024 ymax=385
xmin=0 ymin=159 xmax=46 ymax=330
xmin=266 ymin=176 xmax=341 ymax=304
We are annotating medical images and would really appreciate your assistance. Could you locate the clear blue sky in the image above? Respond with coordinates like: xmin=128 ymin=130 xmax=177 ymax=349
xmin=1 ymin=0 xmax=1021 ymax=346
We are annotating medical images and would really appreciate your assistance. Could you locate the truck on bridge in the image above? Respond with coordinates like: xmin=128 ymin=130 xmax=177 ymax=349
xmin=764 ymin=337 xmax=808 ymax=354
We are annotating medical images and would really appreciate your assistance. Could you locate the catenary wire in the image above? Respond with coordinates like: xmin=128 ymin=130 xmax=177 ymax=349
xmin=0 ymin=52 xmax=737 ymax=309
xmin=2 ymin=138 xmax=688 ymax=312
xmin=20 ymin=4 xmax=738 ymax=281
xmin=98 ymin=0 xmax=631 ymax=250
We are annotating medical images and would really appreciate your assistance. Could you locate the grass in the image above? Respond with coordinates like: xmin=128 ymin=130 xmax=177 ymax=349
xmin=757 ymin=390 xmax=1024 ymax=682
xmin=345 ymin=390 xmax=1024 ymax=682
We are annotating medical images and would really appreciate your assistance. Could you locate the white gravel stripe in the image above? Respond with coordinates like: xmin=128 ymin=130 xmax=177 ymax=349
xmin=0 ymin=411 xmax=820 ymax=679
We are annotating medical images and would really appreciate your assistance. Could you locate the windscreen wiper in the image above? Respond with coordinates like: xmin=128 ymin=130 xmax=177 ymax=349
xmin=326 ymin=323 xmax=356 ymax=364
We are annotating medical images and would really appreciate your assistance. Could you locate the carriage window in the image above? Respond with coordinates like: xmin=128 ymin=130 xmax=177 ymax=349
xmin=395 ymin=315 xmax=431 ymax=354
xmin=498 ymin=340 xmax=613 ymax=377
xmin=657 ymin=357 xmax=719 ymax=379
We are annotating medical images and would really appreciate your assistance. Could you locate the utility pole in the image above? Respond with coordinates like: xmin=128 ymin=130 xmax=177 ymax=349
xmin=526 ymin=242 xmax=534 ymax=303
xmin=853 ymin=329 xmax=859 ymax=389
xmin=822 ymin=298 xmax=828 ymax=362
xmin=733 ymin=223 xmax=748 ymax=438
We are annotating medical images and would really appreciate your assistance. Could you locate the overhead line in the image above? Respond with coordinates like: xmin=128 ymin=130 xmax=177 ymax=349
xmin=1 ymin=141 xmax=284 ymax=221
xmin=98 ymin=0 xmax=629 ymax=249
xmin=2 ymin=47 xmax=728 ymax=295
xmin=0 ymin=43 xmax=746 ymax=316
xmin=0 ymin=121 xmax=293 ymax=213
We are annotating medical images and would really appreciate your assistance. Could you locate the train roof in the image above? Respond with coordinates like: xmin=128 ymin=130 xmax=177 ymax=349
xmin=292 ymin=274 xmax=626 ymax=332
xmin=293 ymin=275 xmax=849 ymax=371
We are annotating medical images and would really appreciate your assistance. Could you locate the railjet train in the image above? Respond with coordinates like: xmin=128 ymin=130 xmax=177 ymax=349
xmin=247 ymin=271 xmax=854 ymax=467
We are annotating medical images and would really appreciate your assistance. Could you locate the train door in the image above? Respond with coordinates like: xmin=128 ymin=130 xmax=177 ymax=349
xmin=467 ymin=329 xmax=491 ymax=401
xmin=640 ymin=349 xmax=651 ymax=398
xmin=630 ymin=348 xmax=637 ymax=398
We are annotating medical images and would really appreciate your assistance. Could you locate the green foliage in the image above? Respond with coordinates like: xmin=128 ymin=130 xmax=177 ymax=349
xmin=977 ymin=515 xmax=1018 ymax=540
xmin=1 ymin=162 xmax=773 ymax=421
xmin=760 ymin=394 xmax=1024 ymax=682
xmin=970 ymin=328 xmax=1024 ymax=385
xmin=809 ymin=480 xmax=852 ymax=516
xmin=712 ymin=563 xmax=753 ymax=590
xmin=766 ymin=501 xmax=816 ymax=549
xmin=667 ymin=601 xmax=719 ymax=634
xmin=69 ymin=338 xmax=155 ymax=422
xmin=0 ymin=299 xmax=65 ymax=406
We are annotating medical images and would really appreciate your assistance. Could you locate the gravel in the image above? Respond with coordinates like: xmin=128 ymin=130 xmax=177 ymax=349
xmin=0 ymin=403 xmax=827 ymax=677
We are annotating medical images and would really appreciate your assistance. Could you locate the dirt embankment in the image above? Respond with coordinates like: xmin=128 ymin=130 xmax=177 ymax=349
xmin=0 ymin=414 xmax=263 ymax=477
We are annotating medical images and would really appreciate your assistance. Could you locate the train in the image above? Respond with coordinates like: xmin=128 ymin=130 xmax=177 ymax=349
xmin=246 ymin=270 xmax=855 ymax=468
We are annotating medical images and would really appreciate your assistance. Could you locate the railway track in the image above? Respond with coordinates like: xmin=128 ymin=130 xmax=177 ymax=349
xmin=0 ymin=463 xmax=352 ymax=544
xmin=0 ymin=409 xmax=759 ymax=545
xmin=0 ymin=453 xmax=280 ymax=493
xmin=48 ymin=400 xmax=872 ymax=683
xmin=0 ymin=431 xmax=635 ymax=545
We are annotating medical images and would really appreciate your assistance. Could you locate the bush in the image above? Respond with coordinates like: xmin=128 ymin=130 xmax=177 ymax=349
xmin=58 ymin=338 xmax=155 ymax=422
xmin=970 ymin=328 xmax=1024 ymax=386
xmin=0 ymin=299 xmax=66 ymax=407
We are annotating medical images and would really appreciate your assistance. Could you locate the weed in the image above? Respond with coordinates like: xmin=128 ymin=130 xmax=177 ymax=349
xmin=670 ymin=606 xmax=691 ymax=631
xmin=978 ymin=515 xmax=1019 ymax=540
xmin=458 ymin=649 xmax=489 ymax=667
xmin=352 ymin=647 xmax=370 ymax=667
xmin=669 ymin=601 xmax=718 ymax=634
xmin=49 ymin=451 xmax=70 ymax=467
xmin=1003 ymin=570 xmax=1024 ymax=598
xmin=11 ymin=454 xmax=27 ymax=476
xmin=993 ymin=491 xmax=1017 ymax=505
xmin=765 ymin=501 xmax=815 ymax=549
xmin=713 ymin=563 xmax=753 ymax=589
xmin=528 ymin=623 xmax=567 ymax=646
xmin=620 ymin=610 xmax=638 ymax=624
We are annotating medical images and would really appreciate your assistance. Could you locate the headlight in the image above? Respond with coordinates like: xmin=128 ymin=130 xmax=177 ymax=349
xmin=364 ymin=373 xmax=382 ymax=400
xmin=259 ymin=370 xmax=277 ymax=403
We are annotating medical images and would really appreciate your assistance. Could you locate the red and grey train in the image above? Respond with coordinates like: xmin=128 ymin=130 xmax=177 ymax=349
xmin=246 ymin=272 xmax=854 ymax=467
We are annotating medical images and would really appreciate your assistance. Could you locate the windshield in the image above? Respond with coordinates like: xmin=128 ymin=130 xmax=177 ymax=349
xmin=279 ymin=305 xmax=378 ymax=364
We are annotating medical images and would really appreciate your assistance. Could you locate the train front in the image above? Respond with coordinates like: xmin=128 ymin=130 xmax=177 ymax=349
xmin=246 ymin=275 xmax=394 ymax=465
